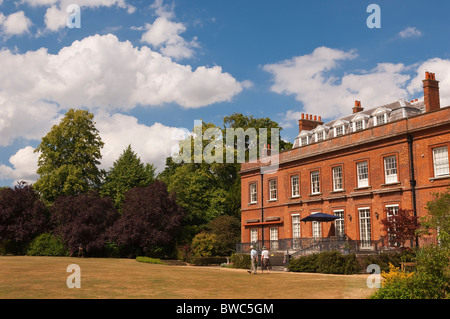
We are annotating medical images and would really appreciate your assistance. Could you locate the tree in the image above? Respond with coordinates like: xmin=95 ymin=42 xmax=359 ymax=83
xmin=34 ymin=109 xmax=104 ymax=203
xmin=423 ymin=189 xmax=450 ymax=249
xmin=108 ymin=181 xmax=185 ymax=258
xmin=50 ymin=191 xmax=118 ymax=256
xmin=101 ymin=145 xmax=155 ymax=210
xmin=208 ymin=215 xmax=241 ymax=256
xmin=0 ymin=182 xmax=49 ymax=254
xmin=381 ymin=208 xmax=420 ymax=249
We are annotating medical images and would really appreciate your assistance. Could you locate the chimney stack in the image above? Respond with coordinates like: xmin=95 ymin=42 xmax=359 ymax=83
xmin=352 ymin=100 xmax=364 ymax=114
xmin=423 ymin=71 xmax=440 ymax=112
xmin=298 ymin=113 xmax=324 ymax=133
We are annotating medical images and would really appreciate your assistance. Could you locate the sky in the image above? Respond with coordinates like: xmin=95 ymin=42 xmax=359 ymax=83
xmin=1 ymin=0 xmax=450 ymax=186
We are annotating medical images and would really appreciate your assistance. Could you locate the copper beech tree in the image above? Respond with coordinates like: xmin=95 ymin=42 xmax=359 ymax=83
xmin=381 ymin=208 xmax=420 ymax=249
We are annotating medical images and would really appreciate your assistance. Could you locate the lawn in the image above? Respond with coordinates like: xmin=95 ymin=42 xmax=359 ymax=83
xmin=0 ymin=256 xmax=374 ymax=299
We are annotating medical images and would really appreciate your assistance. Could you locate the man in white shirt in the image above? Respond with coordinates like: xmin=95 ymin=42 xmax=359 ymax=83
xmin=261 ymin=246 xmax=270 ymax=274
xmin=248 ymin=245 xmax=258 ymax=274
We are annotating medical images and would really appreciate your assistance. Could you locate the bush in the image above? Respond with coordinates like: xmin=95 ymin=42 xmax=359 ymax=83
xmin=136 ymin=256 xmax=167 ymax=265
xmin=360 ymin=251 xmax=415 ymax=272
xmin=288 ymin=251 xmax=360 ymax=274
xmin=188 ymin=256 xmax=228 ymax=266
xmin=231 ymin=253 xmax=251 ymax=269
xmin=371 ymin=245 xmax=449 ymax=299
xmin=26 ymin=233 xmax=69 ymax=256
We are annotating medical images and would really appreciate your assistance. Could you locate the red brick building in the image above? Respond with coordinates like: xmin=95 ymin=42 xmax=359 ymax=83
xmin=239 ymin=72 xmax=450 ymax=254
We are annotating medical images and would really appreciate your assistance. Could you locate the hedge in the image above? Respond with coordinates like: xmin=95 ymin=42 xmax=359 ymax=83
xmin=230 ymin=253 xmax=251 ymax=269
xmin=288 ymin=251 xmax=360 ymax=274
xmin=188 ymin=256 xmax=228 ymax=266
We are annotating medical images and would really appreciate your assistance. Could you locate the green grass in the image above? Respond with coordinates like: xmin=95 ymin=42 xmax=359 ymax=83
xmin=0 ymin=256 xmax=375 ymax=299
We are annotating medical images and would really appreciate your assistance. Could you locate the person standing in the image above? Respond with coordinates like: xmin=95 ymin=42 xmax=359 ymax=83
xmin=247 ymin=245 xmax=258 ymax=274
xmin=261 ymin=246 xmax=270 ymax=274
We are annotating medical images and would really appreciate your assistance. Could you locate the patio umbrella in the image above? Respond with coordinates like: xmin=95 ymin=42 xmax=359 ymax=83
xmin=301 ymin=213 xmax=340 ymax=222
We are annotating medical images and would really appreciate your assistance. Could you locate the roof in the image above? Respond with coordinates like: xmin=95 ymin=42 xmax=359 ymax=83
xmin=293 ymin=99 xmax=425 ymax=148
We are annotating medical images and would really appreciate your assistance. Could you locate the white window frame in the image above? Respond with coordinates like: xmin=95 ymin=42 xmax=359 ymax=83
xmin=332 ymin=166 xmax=343 ymax=191
xmin=249 ymin=183 xmax=257 ymax=204
xmin=311 ymin=212 xmax=321 ymax=239
xmin=384 ymin=155 xmax=398 ymax=184
xmin=433 ymin=146 xmax=449 ymax=177
xmin=250 ymin=228 xmax=258 ymax=243
xmin=375 ymin=113 xmax=387 ymax=126
xmin=311 ymin=170 xmax=320 ymax=194
xmin=292 ymin=214 xmax=301 ymax=239
xmin=357 ymin=161 xmax=369 ymax=188
xmin=333 ymin=209 xmax=345 ymax=238
xmin=300 ymin=135 xmax=310 ymax=146
xmin=269 ymin=179 xmax=277 ymax=200
xmin=315 ymin=131 xmax=325 ymax=142
xmin=270 ymin=227 xmax=278 ymax=250
xmin=334 ymin=125 xmax=345 ymax=137
xmin=359 ymin=207 xmax=372 ymax=248
xmin=353 ymin=120 xmax=365 ymax=132
xmin=291 ymin=175 xmax=300 ymax=197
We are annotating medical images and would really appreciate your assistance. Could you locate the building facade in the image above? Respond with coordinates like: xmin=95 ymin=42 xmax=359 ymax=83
xmin=239 ymin=72 xmax=450 ymax=253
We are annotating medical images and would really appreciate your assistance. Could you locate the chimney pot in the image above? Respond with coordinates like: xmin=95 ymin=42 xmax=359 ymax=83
xmin=314 ymin=115 xmax=317 ymax=121
xmin=318 ymin=116 xmax=321 ymax=122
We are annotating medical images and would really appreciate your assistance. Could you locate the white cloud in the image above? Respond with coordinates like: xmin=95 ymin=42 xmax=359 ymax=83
xmin=36 ymin=0 xmax=130 ymax=32
xmin=0 ymin=146 xmax=39 ymax=185
xmin=140 ymin=0 xmax=199 ymax=60
xmin=264 ymin=47 xmax=411 ymax=120
xmin=0 ymin=11 xmax=32 ymax=36
xmin=141 ymin=17 xmax=199 ymax=60
xmin=0 ymin=33 xmax=242 ymax=145
xmin=398 ymin=27 xmax=422 ymax=39
xmin=96 ymin=113 xmax=187 ymax=172
xmin=407 ymin=58 xmax=450 ymax=107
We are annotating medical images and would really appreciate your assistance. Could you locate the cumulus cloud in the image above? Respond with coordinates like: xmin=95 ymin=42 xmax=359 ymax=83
xmin=0 ymin=11 xmax=32 ymax=36
xmin=0 ymin=146 xmax=39 ymax=185
xmin=266 ymin=46 xmax=450 ymax=128
xmin=264 ymin=47 xmax=413 ymax=121
xmin=398 ymin=27 xmax=422 ymax=39
xmin=0 ymin=33 xmax=242 ymax=118
xmin=140 ymin=0 xmax=199 ymax=60
xmin=96 ymin=113 xmax=187 ymax=172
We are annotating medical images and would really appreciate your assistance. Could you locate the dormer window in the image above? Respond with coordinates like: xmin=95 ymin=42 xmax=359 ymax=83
xmin=351 ymin=114 xmax=369 ymax=132
xmin=335 ymin=125 xmax=344 ymax=136
xmin=372 ymin=107 xmax=391 ymax=126
xmin=354 ymin=120 xmax=365 ymax=131
xmin=332 ymin=120 xmax=348 ymax=138
xmin=301 ymin=135 xmax=309 ymax=146
xmin=312 ymin=125 xmax=329 ymax=143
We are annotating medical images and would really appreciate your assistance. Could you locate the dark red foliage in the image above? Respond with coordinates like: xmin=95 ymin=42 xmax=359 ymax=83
xmin=0 ymin=182 xmax=49 ymax=254
xmin=108 ymin=181 xmax=185 ymax=255
xmin=50 ymin=191 xmax=119 ymax=255
xmin=381 ymin=208 xmax=420 ymax=248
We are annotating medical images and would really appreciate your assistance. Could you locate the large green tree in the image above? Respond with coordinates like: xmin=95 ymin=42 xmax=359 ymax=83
xmin=34 ymin=109 xmax=104 ymax=203
xmin=100 ymin=145 xmax=155 ymax=210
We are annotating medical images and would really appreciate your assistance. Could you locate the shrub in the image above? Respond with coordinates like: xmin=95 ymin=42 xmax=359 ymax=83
xmin=191 ymin=232 xmax=217 ymax=257
xmin=26 ymin=233 xmax=69 ymax=256
xmin=188 ymin=256 xmax=228 ymax=266
xmin=136 ymin=256 xmax=167 ymax=265
xmin=231 ymin=253 xmax=251 ymax=269
xmin=288 ymin=252 xmax=360 ymax=274
xmin=288 ymin=254 xmax=318 ymax=273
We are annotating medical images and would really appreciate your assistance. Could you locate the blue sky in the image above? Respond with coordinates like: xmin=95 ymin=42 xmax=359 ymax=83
xmin=1 ymin=0 xmax=450 ymax=186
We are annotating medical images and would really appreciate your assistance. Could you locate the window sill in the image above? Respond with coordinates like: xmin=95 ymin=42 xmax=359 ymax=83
xmin=308 ymin=193 xmax=322 ymax=197
xmin=267 ymin=199 xmax=278 ymax=203
xmin=289 ymin=195 xmax=301 ymax=200
xmin=381 ymin=182 xmax=401 ymax=187
xmin=429 ymin=175 xmax=450 ymax=182
xmin=354 ymin=186 xmax=372 ymax=191
xmin=330 ymin=189 xmax=345 ymax=194
xmin=248 ymin=202 xmax=258 ymax=206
